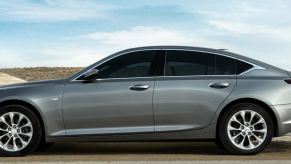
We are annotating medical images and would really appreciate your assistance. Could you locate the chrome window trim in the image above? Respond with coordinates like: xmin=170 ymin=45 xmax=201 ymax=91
xmin=238 ymin=65 xmax=266 ymax=76
xmin=71 ymin=48 xmax=265 ymax=82
xmin=73 ymin=75 xmax=238 ymax=82
xmin=81 ymin=76 xmax=156 ymax=82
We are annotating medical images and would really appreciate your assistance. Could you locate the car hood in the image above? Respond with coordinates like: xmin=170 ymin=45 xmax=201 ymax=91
xmin=0 ymin=79 xmax=66 ymax=90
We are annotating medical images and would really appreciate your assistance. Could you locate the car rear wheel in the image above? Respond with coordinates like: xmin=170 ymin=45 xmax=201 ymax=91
xmin=219 ymin=103 xmax=274 ymax=155
xmin=0 ymin=105 xmax=42 ymax=156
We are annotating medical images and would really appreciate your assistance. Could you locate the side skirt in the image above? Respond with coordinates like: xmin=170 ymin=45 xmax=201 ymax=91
xmin=46 ymin=124 xmax=216 ymax=143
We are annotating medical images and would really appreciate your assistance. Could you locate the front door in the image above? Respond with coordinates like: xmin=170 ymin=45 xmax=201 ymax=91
xmin=62 ymin=50 xmax=159 ymax=135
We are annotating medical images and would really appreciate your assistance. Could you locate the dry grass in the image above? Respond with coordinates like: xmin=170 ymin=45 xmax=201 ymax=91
xmin=0 ymin=67 xmax=83 ymax=81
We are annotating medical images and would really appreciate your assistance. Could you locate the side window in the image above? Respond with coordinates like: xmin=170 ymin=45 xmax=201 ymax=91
xmin=237 ymin=60 xmax=254 ymax=74
xmin=165 ymin=50 xmax=215 ymax=76
xmin=95 ymin=50 xmax=156 ymax=79
xmin=215 ymin=55 xmax=254 ymax=75
xmin=215 ymin=55 xmax=237 ymax=75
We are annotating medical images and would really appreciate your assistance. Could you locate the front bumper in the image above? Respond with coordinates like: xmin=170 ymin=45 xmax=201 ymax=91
xmin=272 ymin=103 xmax=291 ymax=136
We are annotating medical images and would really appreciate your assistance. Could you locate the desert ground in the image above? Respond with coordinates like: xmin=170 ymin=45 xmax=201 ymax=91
xmin=0 ymin=67 xmax=82 ymax=81
xmin=0 ymin=68 xmax=291 ymax=163
xmin=0 ymin=72 xmax=26 ymax=85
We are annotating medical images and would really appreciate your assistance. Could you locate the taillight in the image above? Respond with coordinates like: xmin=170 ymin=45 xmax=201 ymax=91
xmin=285 ymin=79 xmax=291 ymax=84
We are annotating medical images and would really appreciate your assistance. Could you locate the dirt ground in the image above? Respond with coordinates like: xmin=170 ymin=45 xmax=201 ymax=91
xmin=0 ymin=67 xmax=82 ymax=81
xmin=0 ymin=73 xmax=26 ymax=85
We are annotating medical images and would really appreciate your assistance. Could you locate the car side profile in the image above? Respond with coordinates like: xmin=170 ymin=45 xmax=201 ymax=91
xmin=0 ymin=46 xmax=291 ymax=156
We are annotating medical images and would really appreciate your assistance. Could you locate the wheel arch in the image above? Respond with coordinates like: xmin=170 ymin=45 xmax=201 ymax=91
xmin=0 ymin=99 xmax=46 ymax=140
xmin=216 ymin=98 xmax=279 ymax=138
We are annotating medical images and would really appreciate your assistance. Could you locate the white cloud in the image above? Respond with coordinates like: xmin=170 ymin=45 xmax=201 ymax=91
xmin=0 ymin=0 xmax=113 ymax=22
xmin=81 ymin=26 xmax=230 ymax=50
xmin=0 ymin=47 xmax=103 ymax=68
xmin=199 ymin=1 xmax=291 ymax=42
xmin=192 ymin=0 xmax=291 ymax=71
xmin=37 ymin=48 xmax=105 ymax=67
xmin=0 ymin=26 xmax=233 ymax=68
xmin=208 ymin=20 xmax=291 ymax=41
xmin=0 ymin=50 xmax=26 ymax=68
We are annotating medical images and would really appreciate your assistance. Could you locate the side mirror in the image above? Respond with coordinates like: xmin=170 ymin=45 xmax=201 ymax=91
xmin=83 ymin=69 xmax=99 ymax=81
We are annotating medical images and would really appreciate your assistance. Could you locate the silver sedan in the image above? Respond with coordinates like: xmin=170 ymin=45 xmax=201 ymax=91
xmin=0 ymin=46 xmax=291 ymax=156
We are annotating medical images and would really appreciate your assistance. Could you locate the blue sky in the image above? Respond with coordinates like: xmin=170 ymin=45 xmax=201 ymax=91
xmin=0 ymin=0 xmax=290 ymax=70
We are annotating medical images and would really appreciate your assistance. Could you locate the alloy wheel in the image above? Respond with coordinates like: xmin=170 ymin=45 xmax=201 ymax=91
xmin=227 ymin=110 xmax=267 ymax=150
xmin=0 ymin=112 xmax=33 ymax=152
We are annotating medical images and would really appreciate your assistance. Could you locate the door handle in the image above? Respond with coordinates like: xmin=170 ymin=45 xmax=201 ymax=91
xmin=209 ymin=82 xmax=230 ymax=89
xmin=129 ymin=84 xmax=150 ymax=91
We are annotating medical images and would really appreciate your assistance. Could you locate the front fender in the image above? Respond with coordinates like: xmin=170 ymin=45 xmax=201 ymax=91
xmin=0 ymin=84 xmax=66 ymax=138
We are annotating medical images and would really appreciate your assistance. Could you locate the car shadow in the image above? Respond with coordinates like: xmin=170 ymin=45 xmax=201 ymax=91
xmin=31 ymin=138 xmax=291 ymax=156
xmin=33 ymin=142 xmax=229 ymax=156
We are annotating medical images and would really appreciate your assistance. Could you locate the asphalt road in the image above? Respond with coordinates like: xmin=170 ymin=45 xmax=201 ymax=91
xmin=0 ymin=136 xmax=291 ymax=163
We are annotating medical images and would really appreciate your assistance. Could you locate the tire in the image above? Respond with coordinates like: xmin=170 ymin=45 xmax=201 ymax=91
xmin=0 ymin=105 xmax=42 ymax=156
xmin=218 ymin=103 xmax=274 ymax=155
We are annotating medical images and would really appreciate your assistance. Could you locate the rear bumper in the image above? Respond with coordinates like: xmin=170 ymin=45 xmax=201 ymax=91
xmin=272 ymin=103 xmax=291 ymax=136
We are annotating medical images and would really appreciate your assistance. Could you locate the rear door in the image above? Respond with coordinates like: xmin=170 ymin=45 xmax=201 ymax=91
xmin=153 ymin=50 xmax=238 ymax=132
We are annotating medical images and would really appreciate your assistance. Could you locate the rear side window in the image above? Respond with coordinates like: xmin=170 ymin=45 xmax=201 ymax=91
xmin=237 ymin=61 xmax=254 ymax=74
xmin=215 ymin=55 xmax=237 ymax=75
xmin=165 ymin=50 xmax=215 ymax=76
xmin=164 ymin=50 xmax=254 ymax=76
xmin=215 ymin=55 xmax=254 ymax=75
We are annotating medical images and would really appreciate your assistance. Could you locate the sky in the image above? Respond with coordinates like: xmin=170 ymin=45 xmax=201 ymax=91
xmin=0 ymin=0 xmax=290 ymax=70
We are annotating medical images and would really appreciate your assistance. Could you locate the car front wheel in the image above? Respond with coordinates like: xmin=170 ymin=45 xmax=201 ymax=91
xmin=219 ymin=103 xmax=274 ymax=155
xmin=0 ymin=105 xmax=42 ymax=156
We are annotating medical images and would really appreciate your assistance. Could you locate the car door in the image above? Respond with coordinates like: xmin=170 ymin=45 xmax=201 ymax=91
xmin=153 ymin=50 xmax=238 ymax=132
xmin=62 ymin=50 xmax=160 ymax=135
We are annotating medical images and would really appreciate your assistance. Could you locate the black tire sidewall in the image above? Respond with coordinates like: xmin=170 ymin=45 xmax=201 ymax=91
xmin=0 ymin=105 xmax=42 ymax=156
xmin=219 ymin=103 xmax=274 ymax=155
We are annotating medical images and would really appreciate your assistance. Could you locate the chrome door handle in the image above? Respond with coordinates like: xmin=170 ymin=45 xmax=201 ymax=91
xmin=209 ymin=82 xmax=230 ymax=89
xmin=129 ymin=84 xmax=150 ymax=91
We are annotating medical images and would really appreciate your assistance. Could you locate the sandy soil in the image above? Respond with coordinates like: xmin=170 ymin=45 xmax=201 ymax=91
xmin=0 ymin=67 xmax=82 ymax=81
xmin=0 ymin=72 xmax=26 ymax=85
